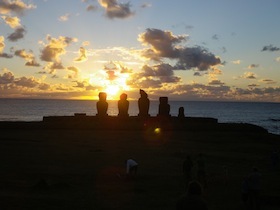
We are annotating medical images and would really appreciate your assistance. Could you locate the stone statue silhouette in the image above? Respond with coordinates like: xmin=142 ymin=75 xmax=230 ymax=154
xmin=178 ymin=107 xmax=185 ymax=118
xmin=118 ymin=93 xmax=129 ymax=117
xmin=138 ymin=89 xmax=150 ymax=117
xmin=96 ymin=92 xmax=108 ymax=117
xmin=158 ymin=97 xmax=170 ymax=117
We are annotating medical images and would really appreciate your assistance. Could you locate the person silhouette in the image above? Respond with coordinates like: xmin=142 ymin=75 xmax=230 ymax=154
xmin=125 ymin=159 xmax=138 ymax=179
xmin=178 ymin=107 xmax=185 ymax=118
xmin=118 ymin=93 xmax=129 ymax=117
xmin=176 ymin=181 xmax=208 ymax=210
xmin=96 ymin=92 xmax=108 ymax=117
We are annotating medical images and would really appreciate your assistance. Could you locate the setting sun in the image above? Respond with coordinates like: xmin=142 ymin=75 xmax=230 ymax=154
xmin=105 ymin=84 xmax=120 ymax=98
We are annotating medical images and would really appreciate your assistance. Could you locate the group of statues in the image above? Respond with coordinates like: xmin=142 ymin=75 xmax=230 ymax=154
xmin=96 ymin=89 xmax=185 ymax=118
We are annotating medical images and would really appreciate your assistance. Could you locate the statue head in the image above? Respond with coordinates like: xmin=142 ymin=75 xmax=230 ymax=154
xmin=120 ymin=93 xmax=127 ymax=100
xmin=98 ymin=92 xmax=107 ymax=101
xmin=140 ymin=89 xmax=148 ymax=98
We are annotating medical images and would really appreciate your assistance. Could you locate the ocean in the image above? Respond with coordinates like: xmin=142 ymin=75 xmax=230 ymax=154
xmin=0 ymin=99 xmax=279 ymax=135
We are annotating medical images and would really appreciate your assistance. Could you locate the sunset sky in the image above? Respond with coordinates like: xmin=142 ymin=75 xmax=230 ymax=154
xmin=0 ymin=0 xmax=280 ymax=101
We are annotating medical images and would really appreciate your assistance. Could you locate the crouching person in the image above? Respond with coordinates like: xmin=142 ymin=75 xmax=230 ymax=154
xmin=126 ymin=159 xmax=138 ymax=179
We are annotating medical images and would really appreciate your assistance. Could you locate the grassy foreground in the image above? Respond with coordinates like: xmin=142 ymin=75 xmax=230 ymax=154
xmin=0 ymin=126 xmax=280 ymax=210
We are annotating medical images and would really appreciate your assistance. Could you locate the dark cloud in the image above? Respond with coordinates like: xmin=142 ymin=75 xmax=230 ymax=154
xmin=248 ymin=84 xmax=259 ymax=88
xmin=248 ymin=64 xmax=259 ymax=69
xmin=25 ymin=60 xmax=40 ymax=67
xmin=139 ymin=28 xmax=222 ymax=71
xmin=0 ymin=52 xmax=13 ymax=58
xmin=139 ymin=28 xmax=186 ymax=59
xmin=261 ymin=44 xmax=280 ymax=52
xmin=87 ymin=5 xmax=97 ymax=11
xmin=128 ymin=63 xmax=181 ymax=88
xmin=50 ymin=62 xmax=64 ymax=70
xmin=14 ymin=49 xmax=40 ymax=66
xmin=14 ymin=76 xmax=39 ymax=88
xmin=38 ymin=83 xmax=51 ymax=90
xmin=0 ymin=71 xmax=14 ymax=84
xmin=0 ymin=0 xmax=35 ymax=16
xmin=175 ymin=46 xmax=221 ymax=71
xmin=7 ymin=27 xmax=26 ymax=42
xmin=208 ymin=80 xmax=225 ymax=86
xmin=261 ymin=79 xmax=277 ymax=84
xmin=98 ymin=0 xmax=134 ymax=19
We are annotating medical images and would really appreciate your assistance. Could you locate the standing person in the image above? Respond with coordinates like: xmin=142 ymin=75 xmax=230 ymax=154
xmin=183 ymin=155 xmax=193 ymax=186
xmin=196 ymin=153 xmax=207 ymax=188
xmin=176 ymin=181 xmax=208 ymax=210
xmin=126 ymin=159 xmax=138 ymax=179
xmin=248 ymin=167 xmax=262 ymax=210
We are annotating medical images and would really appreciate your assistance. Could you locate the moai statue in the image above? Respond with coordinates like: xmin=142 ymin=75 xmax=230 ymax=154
xmin=178 ymin=107 xmax=185 ymax=118
xmin=158 ymin=97 xmax=171 ymax=117
xmin=118 ymin=93 xmax=129 ymax=117
xmin=96 ymin=92 xmax=108 ymax=117
xmin=138 ymin=89 xmax=150 ymax=117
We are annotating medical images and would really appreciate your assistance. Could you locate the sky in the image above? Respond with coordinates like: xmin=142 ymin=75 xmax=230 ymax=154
xmin=0 ymin=0 xmax=280 ymax=102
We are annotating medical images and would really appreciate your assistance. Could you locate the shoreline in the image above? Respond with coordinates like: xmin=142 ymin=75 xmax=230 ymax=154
xmin=0 ymin=115 xmax=271 ymax=135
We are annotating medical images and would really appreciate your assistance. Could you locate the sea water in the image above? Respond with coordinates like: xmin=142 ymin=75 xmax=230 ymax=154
xmin=0 ymin=99 xmax=279 ymax=135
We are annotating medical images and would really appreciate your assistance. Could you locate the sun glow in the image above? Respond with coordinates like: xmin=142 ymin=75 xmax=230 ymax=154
xmin=89 ymin=70 xmax=130 ymax=100
xmin=105 ymin=84 xmax=120 ymax=97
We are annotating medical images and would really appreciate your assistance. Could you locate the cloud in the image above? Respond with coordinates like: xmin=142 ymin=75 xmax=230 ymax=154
xmin=248 ymin=84 xmax=259 ymax=88
xmin=7 ymin=27 xmax=26 ymax=42
xmin=14 ymin=49 xmax=40 ymax=66
xmin=82 ymin=41 xmax=90 ymax=46
xmin=98 ymin=0 xmax=134 ymax=19
xmin=0 ymin=70 xmax=42 ymax=88
xmin=212 ymin=34 xmax=219 ymax=40
xmin=231 ymin=60 xmax=241 ymax=64
xmin=243 ymin=72 xmax=257 ymax=79
xmin=174 ymin=46 xmax=222 ymax=71
xmin=128 ymin=63 xmax=181 ymax=88
xmin=58 ymin=13 xmax=70 ymax=22
xmin=0 ymin=71 xmax=14 ymax=84
xmin=1 ymin=15 xmax=21 ymax=28
xmin=139 ymin=28 xmax=186 ymax=59
xmin=40 ymin=35 xmax=78 ymax=63
xmin=260 ymin=79 xmax=277 ymax=84
xmin=139 ymin=28 xmax=222 ymax=71
xmin=208 ymin=79 xmax=224 ymax=86
xmin=261 ymin=44 xmax=280 ymax=52
xmin=86 ymin=5 xmax=98 ymax=12
xmin=38 ymin=83 xmax=51 ymax=90
xmin=0 ymin=36 xmax=13 ymax=58
xmin=67 ymin=66 xmax=79 ymax=78
xmin=14 ymin=76 xmax=39 ymax=88
xmin=0 ymin=0 xmax=36 ymax=16
xmin=74 ymin=47 xmax=87 ymax=62
xmin=247 ymin=64 xmax=259 ymax=69
xmin=141 ymin=3 xmax=152 ymax=8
